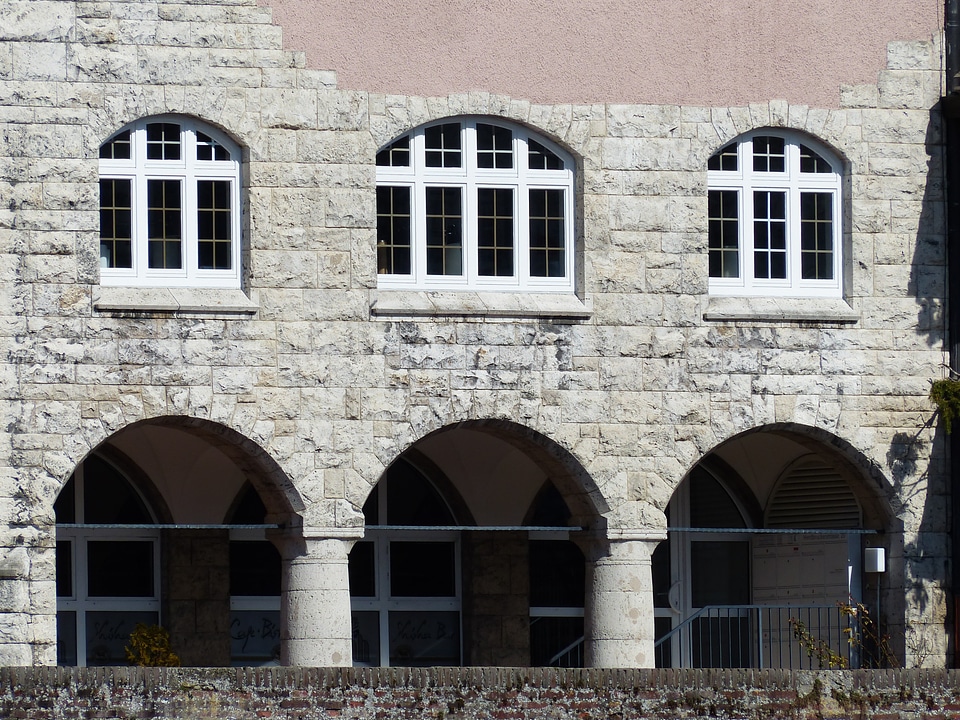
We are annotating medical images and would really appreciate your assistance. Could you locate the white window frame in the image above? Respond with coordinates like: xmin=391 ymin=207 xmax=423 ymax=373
xmin=56 ymin=461 xmax=161 ymax=667
xmin=376 ymin=117 xmax=575 ymax=293
xmin=98 ymin=116 xmax=242 ymax=289
xmin=707 ymin=131 xmax=843 ymax=298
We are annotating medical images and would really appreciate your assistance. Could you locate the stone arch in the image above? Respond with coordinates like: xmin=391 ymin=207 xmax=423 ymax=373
xmin=57 ymin=415 xmax=304 ymax=524
xmin=360 ymin=419 xmax=609 ymax=531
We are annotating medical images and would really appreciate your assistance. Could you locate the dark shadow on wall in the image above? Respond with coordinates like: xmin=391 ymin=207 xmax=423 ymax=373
xmin=897 ymin=101 xmax=950 ymax=666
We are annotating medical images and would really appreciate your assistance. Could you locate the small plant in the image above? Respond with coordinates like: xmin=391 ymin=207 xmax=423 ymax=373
xmin=789 ymin=617 xmax=848 ymax=668
xmin=790 ymin=601 xmax=898 ymax=670
xmin=125 ymin=623 xmax=180 ymax=667
xmin=930 ymin=378 xmax=960 ymax=433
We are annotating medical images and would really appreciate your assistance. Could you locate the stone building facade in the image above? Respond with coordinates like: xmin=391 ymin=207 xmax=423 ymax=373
xmin=0 ymin=0 xmax=950 ymax=670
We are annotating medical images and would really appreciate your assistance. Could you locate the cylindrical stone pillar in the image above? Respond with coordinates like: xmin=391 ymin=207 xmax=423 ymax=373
xmin=581 ymin=533 xmax=664 ymax=668
xmin=273 ymin=531 xmax=361 ymax=666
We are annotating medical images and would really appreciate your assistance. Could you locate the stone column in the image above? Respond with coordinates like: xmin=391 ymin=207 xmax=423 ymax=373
xmin=581 ymin=532 xmax=664 ymax=668
xmin=272 ymin=529 xmax=362 ymax=666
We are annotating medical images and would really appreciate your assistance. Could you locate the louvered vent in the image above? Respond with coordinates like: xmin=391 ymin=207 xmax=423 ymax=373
xmin=765 ymin=461 xmax=862 ymax=529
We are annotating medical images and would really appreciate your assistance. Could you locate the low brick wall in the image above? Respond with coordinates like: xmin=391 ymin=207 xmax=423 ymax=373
xmin=3 ymin=667 xmax=960 ymax=719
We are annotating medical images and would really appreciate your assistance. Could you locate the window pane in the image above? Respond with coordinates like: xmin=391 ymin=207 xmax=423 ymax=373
xmin=351 ymin=611 xmax=380 ymax=665
xmin=800 ymin=144 xmax=832 ymax=173
xmin=752 ymin=136 xmax=785 ymax=173
xmin=388 ymin=610 xmax=460 ymax=666
xmin=477 ymin=187 xmax=514 ymax=277
xmin=477 ymin=124 xmax=513 ymax=169
xmin=147 ymin=179 xmax=182 ymax=269
xmin=390 ymin=541 xmax=456 ymax=597
xmin=708 ymin=190 xmax=739 ymax=278
xmin=376 ymin=136 xmax=411 ymax=167
xmin=230 ymin=610 xmax=281 ymax=664
xmin=229 ymin=541 xmax=281 ymax=596
xmin=425 ymin=187 xmax=462 ymax=275
xmin=376 ymin=186 xmax=412 ymax=275
xmin=85 ymin=611 xmax=159 ymax=666
xmin=425 ymin=123 xmax=461 ymax=168
xmin=56 ymin=540 xmax=73 ymax=598
xmin=348 ymin=541 xmax=376 ymax=597
xmin=99 ymin=179 xmax=132 ymax=269
xmin=529 ymin=189 xmax=565 ymax=277
xmin=99 ymin=130 xmax=131 ymax=160
xmin=87 ymin=541 xmax=154 ymax=597
xmin=652 ymin=540 xmax=670 ymax=608
xmin=57 ymin=611 xmax=78 ymax=666
xmin=197 ymin=180 xmax=232 ymax=270
xmin=196 ymin=131 xmax=230 ymax=161
xmin=753 ymin=190 xmax=787 ymax=279
xmin=800 ymin=192 xmax=834 ymax=279
xmin=708 ymin=142 xmax=738 ymax=172
xmin=528 ymin=139 xmax=564 ymax=170
xmin=146 ymin=122 xmax=181 ymax=160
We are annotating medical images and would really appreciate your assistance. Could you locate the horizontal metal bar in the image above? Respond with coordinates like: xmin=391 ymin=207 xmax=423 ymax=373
xmin=57 ymin=524 xmax=279 ymax=530
xmin=365 ymin=525 xmax=579 ymax=532
xmin=668 ymin=526 xmax=879 ymax=535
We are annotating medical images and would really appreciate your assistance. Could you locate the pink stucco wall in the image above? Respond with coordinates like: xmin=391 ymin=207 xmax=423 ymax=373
xmin=260 ymin=0 xmax=942 ymax=108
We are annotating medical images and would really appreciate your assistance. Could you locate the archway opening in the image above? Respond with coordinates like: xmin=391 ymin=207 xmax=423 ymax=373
xmin=54 ymin=419 xmax=296 ymax=667
xmin=654 ymin=427 xmax=894 ymax=669
xmin=350 ymin=421 xmax=595 ymax=667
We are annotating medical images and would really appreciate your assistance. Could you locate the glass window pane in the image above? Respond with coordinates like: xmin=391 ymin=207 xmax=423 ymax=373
xmin=390 ymin=541 xmax=456 ymax=597
xmin=425 ymin=187 xmax=462 ymax=275
xmin=57 ymin=541 xmax=73 ymax=598
xmin=376 ymin=136 xmax=411 ymax=167
xmin=708 ymin=142 xmax=738 ymax=172
xmin=351 ymin=611 xmax=381 ymax=666
xmin=99 ymin=130 xmax=131 ymax=160
xmin=388 ymin=610 xmax=460 ymax=666
xmin=529 ymin=188 xmax=565 ymax=278
xmin=196 ymin=131 xmax=231 ymax=161
xmin=652 ymin=540 xmax=671 ymax=608
xmin=477 ymin=124 xmax=513 ymax=169
xmin=146 ymin=122 xmax=181 ymax=160
xmin=752 ymin=136 xmax=785 ymax=172
xmin=800 ymin=192 xmax=834 ymax=280
xmin=147 ymin=179 xmax=183 ymax=269
xmin=87 ymin=541 xmax=154 ymax=597
xmin=348 ymin=541 xmax=376 ymax=597
xmin=57 ymin=611 xmax=77 ymax=666
xmin=230 ymin=610 xmax=281 ymax=664
xmin=477 ymin=188 xmax=514 ymax=277
xmin=55 ymin=477 xmax=76 ymax=524
xmin=229 ymin=541 xmax=281 ymax=596
xmin=197 ymin=180 xmax=232 ymax=270
xmin=528 ymin=139 xmax=564 ymax=170
xmin=377 ymin=186 xmax=412 ymax=275
xmin=99 ymin=179 xmax=133 ymax=269
xmin=800 ymin=144 xmax=832 ymax=173
xmin=708 ymin=190 xmax=739 ymax=279
xmin=425 ymin=123 xmax=461 ymax=168
xmin=85 ymin=611 xmax=159 ymax=666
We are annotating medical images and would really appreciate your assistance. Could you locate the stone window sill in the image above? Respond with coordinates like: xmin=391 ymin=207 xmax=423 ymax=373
xmin=703 ymin=296 xmax=859 ymax=323
xmin=93 ymin=287 xmax=259 ymax=316
xmin=371 ymin=291 xmax=592 ymax=320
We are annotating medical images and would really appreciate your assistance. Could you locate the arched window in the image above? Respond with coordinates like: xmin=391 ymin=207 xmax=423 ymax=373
xmin=98 ymin=116 xmax=241 ymax=288
xmin=55 ymin=454 xmax=160 ymax=666
xmin=349 ymin=459 xmax=462 ymax=666
xmin=376 ymin=118 xmax=575 ymax=292
xmin=707 ymin=131 xmax=842 ymax=298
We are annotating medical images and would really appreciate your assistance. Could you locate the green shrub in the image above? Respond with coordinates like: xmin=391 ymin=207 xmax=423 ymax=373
xmin=125 ymin=623 xmax=180 ymax=667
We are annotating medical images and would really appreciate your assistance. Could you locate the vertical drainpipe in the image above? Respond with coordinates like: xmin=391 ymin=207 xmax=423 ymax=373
xmin=947 ymin=0 xmax=960 ymax=668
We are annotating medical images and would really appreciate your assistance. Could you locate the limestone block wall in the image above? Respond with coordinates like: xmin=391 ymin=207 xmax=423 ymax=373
xmin=0 ymin=0 xmax=950 ymax=666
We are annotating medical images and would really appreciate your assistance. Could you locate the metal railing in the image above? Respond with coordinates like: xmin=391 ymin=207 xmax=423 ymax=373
xmin=654 ymin=604 xmax=857 ymax=669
